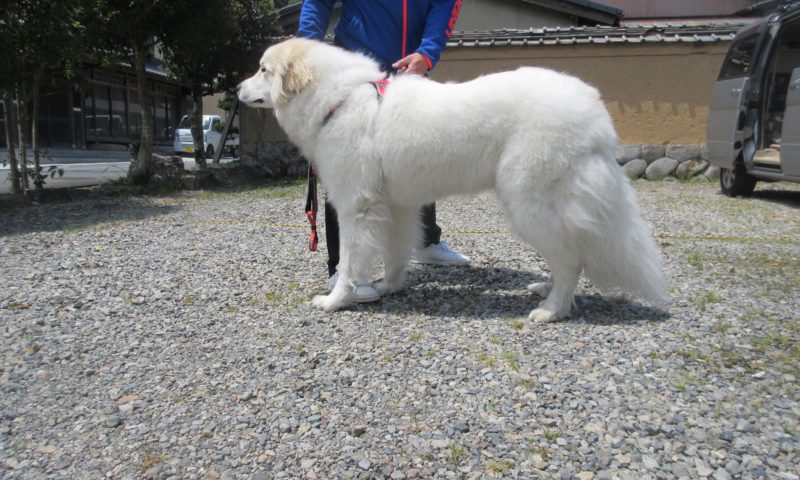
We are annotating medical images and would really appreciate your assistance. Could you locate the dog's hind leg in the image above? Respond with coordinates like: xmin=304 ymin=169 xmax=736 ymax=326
xmin=374 ymin=205 xmax=419 ymax=296
xmin=527 ymin=260 xmax=580 ymax=323
xmin=505 ymin=215 xmax=582 ymax=322
xmin=496 ymin=180 xmax=581 ymax=322
xmin=526 ymin=282 xmax=552 ymax=297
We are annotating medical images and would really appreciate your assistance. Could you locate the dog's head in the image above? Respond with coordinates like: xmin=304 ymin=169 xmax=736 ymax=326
xmin=238 ymin=38 xmax=315 ymax=109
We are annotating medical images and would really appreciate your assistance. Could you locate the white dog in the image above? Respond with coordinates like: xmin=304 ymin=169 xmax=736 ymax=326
xmin=239 ymin=38 xmax=666 ymax=321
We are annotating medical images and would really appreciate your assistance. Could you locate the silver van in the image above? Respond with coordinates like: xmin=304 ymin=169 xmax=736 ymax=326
xmin=707 ymin=2 xmax=800 ymax=196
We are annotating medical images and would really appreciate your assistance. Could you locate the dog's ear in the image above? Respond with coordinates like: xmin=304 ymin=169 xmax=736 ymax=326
xmin=270 ymin=42 xmax=313 ymax=104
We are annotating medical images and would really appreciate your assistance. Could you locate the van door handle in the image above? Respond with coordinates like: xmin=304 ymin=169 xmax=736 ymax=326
xmin=731 ymin=88 xmax=742 ymax=96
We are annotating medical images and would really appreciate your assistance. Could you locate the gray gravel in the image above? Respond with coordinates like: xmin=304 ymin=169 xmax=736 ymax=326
xmin=1 ymin=179 xmax=798 ymax=479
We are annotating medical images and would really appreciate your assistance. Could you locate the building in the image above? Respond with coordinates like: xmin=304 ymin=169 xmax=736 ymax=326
xmin=241 ymin=0 xmax=767 ymax=159
xmin=1 ymin=54 xmax=191 ymax=150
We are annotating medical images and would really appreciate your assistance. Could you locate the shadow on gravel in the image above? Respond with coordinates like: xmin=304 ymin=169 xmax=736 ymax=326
xmin=0 ymin=197 xmax=179 ymax=237
xmin=568 ymin=293 xmax=670 ymax=325
xmin=369 ymin=265 xmax=670 ymax=324
xmin=749 ymin=188 xmax=800 ymax=209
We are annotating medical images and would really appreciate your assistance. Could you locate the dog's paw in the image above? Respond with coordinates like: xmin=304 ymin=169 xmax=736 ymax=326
xmin=526 ymin=282 xmax=552 ymax=297
xmin=312 ymin=294 xmax=345 ymax=312
xmin=528 ymin=307 xmax=558 ymax=323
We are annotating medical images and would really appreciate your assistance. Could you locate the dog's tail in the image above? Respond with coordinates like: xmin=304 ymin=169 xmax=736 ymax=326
xmin=577 ymin=155 xmax=668 ymax=305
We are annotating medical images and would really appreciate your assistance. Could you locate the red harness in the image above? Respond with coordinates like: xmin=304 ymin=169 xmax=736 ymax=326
xmin=372 ymin=78 xmax=391 ymax=97
xmin=306 ymin=77 xmax=392 ymax=251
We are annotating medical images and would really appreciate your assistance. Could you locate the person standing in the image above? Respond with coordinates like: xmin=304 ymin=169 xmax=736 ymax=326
xmin=298 ymin=0 xmax=469 ymax=302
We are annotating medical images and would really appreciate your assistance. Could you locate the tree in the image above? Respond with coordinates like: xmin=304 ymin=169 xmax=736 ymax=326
xmin=0 ymin=8 xmax=23 ymax=194
xmin=160 ymin=0 xmax=280 ymax=167
xmin=1 ymin=0 xmax=88 ymax=194
xmin=273 ymin=0 xmax=302 ymax=8
xmin=88 ymin=0 xmax=183 ymax=183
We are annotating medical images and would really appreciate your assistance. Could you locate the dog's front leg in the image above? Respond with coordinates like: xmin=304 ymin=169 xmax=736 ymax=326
xmin=374 ymin=205 xmax=418 ymax=296
xmin=312 ymin=204 xmax=382 ymax=311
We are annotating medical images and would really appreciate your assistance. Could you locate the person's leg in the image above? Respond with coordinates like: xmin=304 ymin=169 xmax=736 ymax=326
xmin=420 ymin=203 xmax=441 ymax=248
xmin=412 ymin=202 xmax=470 ymax=265
xmin=324 ymin=199 xmax=339 ymax=278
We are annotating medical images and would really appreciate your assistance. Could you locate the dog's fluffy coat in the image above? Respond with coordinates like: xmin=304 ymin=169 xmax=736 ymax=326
xmin=239 ymin=38 xmax=666 ymax=321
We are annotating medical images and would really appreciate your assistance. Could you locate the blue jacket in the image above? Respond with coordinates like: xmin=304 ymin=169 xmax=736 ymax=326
xmin=297 ymin=0 xmax=461 ymax=70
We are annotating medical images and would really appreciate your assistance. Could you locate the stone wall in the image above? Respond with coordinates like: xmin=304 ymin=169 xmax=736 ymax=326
xmin=617 ymin=144 xmax=719 ymax=181
xmin=238 ymin=105 xmax=307 ymax=179
xmin=239 ymin=140 xmax=307 ymax=178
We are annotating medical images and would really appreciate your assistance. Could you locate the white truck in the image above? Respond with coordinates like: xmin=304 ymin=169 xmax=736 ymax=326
xmin=173 ymin=114 xmax=239 ymax=159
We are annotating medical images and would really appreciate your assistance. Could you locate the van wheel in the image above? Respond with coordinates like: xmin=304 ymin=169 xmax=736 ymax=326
xmin=720 ymin=167 xmax=757 ymax=197
xmin=205 ymin=144 xmax=214 ymax=160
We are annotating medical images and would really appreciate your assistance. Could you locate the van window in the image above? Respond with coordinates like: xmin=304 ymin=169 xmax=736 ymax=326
xmin=719 ymin=33 xmax=760 ymax=79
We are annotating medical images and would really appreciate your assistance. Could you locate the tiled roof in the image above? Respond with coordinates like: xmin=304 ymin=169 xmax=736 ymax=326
xmin=447 ymin=22 xmax=750 ymax=48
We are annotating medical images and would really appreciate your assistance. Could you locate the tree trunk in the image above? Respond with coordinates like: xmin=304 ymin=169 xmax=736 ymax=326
xmin=129 ymin=41 xmax=155 ymax=183
xmin=16 ymin=86 xmax=30 ymax=192
xmin=1 ymin=91 xmax=22 ymax=195
xmin=31 ymin=69 xmax=43 ymax=191
xmin=190 ymin=82 xmax=206 ymax=168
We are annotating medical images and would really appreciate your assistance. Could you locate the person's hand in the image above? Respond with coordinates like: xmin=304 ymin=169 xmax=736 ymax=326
xmin=392 ymin=53 xmax=429 ymax=75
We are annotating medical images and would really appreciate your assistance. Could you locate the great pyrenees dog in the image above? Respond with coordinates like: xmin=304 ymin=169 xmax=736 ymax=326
xmin=239 ymin=38 xmax=666 ymax=321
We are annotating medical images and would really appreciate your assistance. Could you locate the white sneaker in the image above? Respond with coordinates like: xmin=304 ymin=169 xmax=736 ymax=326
xmin=328 ymin=272 xmax=380 ymax=303
xmin=411 ymin=240 xmax=470 ymax=265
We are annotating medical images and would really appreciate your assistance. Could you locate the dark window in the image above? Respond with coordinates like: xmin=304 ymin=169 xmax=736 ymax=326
xmin=154 ymin=95 xmax=168 ymax=140
xmin=91 ymin=86 xmax=111 ymax=138
xmin=38 ymin=89 xmax=72 ymax=145
xmin=720 ymin=33 xmax=760 ymax=80
xmin=84 ymin=90 xmax=96 ymax=138
xmin=129 ymin=90 xmax=141 ymax=137
xmin=0 ymin=102 xmax=7 ymax=147
xmin=110 ymin=88 xmax=127 ymax=138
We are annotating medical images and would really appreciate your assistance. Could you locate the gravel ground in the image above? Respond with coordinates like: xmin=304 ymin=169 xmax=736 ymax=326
xmin=0 ymin=179 xmax=798 ymax=480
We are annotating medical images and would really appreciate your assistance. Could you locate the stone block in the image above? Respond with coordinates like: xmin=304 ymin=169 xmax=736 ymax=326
xmin=675 ymin=159 xmax=709 ymax=179
xmin=666 ymin=144 xmax=703 ymax=162
xmin=616 ymin=144 xmax=642 ymax=165
xmin=148 ymin=154 xmax=186 ymax=189
xmin=704 ymin=165 xmax=721 ymax=180
xmin=623 ymin=158 xmax=647 ymax=179
xmin=642 ymin=145 xmax=666 ymax=164
xmin=645 ymin=157 xmax=679 ymax=180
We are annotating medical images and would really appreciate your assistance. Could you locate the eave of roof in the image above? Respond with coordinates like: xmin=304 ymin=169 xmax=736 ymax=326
xmin=145 ymin=59 xmax=170 ymax=79
xmin=446 ymin=22 xmax=751 ymax=48
xmin=521 ymin=0 xmax=622 ymax=25
xmin=277 ymin=0 xmax=622 ymax=25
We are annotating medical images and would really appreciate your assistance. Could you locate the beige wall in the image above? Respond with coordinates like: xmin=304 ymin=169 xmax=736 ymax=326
xmin=203 ymin=93 xmax=227 ymax=118
xmin=432 ymin=42 xmax=730 ymax=144
xmin=240 ymin=103 xmax=288 ymax=145
xmin=457 ymin=0 xmax=572 ymax=30
xmin=599 ymin=0 xmax=751 ymax=19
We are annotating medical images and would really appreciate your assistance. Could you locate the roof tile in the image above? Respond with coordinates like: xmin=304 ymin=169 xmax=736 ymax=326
xmin=446 ymin=23 xmax=747 ymax=48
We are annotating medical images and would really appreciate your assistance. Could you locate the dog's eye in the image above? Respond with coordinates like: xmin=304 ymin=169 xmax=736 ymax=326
xmin=260 ymin=67 xmax=266 ymax=73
